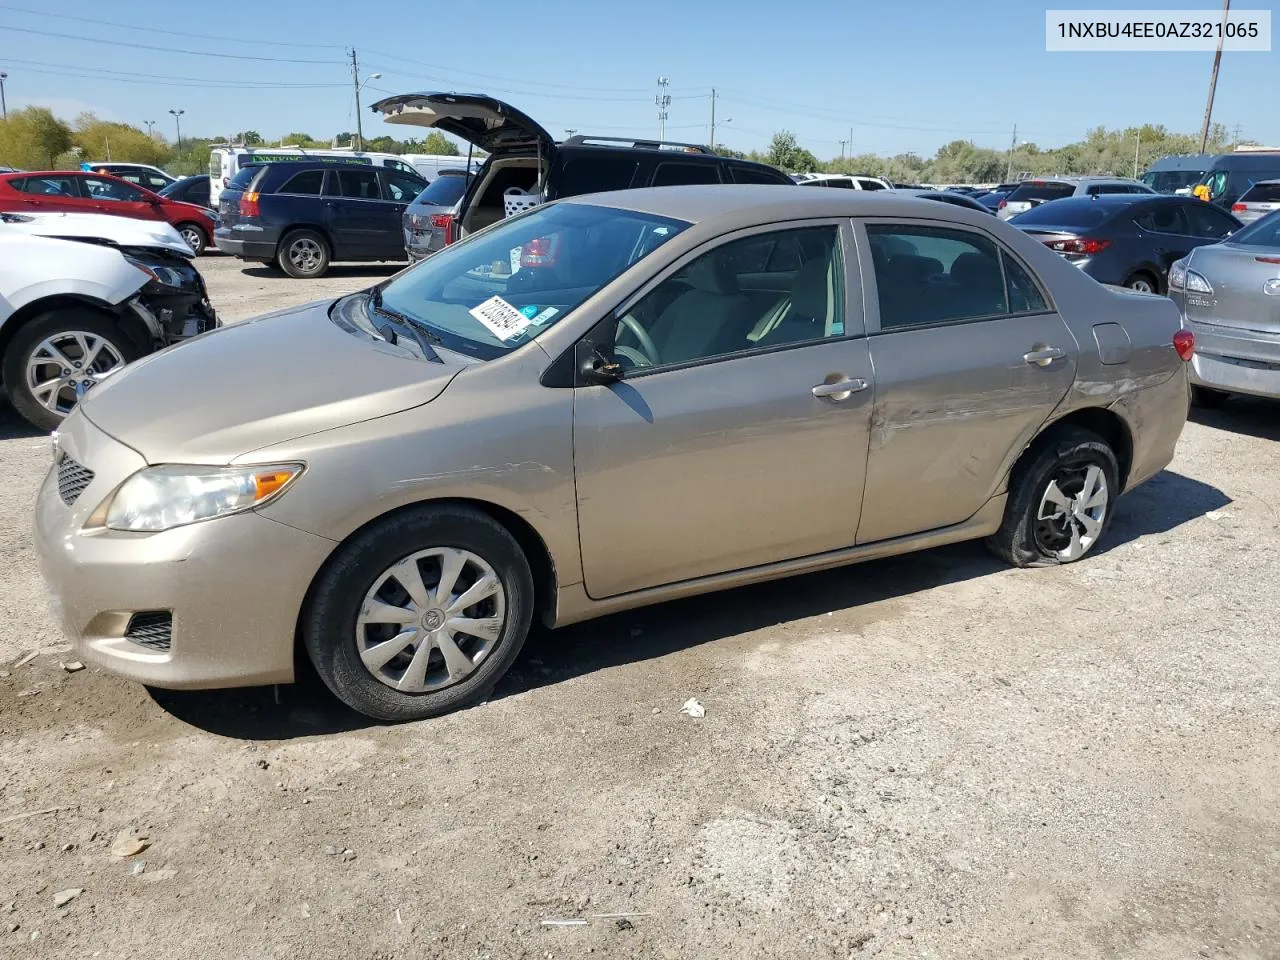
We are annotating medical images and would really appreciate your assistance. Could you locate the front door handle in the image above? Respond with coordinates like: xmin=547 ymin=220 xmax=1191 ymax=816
xmin=811 ymin=377 xmax=868 ymax=401
xmin=1024 ymin=346 xmax=1065 ymax=367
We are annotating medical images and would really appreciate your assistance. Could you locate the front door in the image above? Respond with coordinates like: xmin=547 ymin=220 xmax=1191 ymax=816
xmin=855 ymin=220 xmax=1077 ymax=544
xmin=80 ymin=175 xmax=162 ymax=221
xmin=325 ymin=167 xmax=396 ymax=258
xmin=572 ymin=222 xmax=875 ymax=599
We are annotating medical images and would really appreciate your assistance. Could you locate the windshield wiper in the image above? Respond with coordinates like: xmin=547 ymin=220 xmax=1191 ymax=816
xmin=369 ymin=287 xmax=442 ymax=361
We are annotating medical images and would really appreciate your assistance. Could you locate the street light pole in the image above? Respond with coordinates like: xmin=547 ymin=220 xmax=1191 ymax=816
xmin=349 ymin=51 xmax=382 ymax=152
xmin=169 ymin=109 xmax=184 ymax=150
xmin=1 ymin=72 xmax=8 ymax=121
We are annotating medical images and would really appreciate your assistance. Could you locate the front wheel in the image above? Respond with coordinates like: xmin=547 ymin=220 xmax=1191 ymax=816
xmin=303 ymin=505 xmax=535 ymax=722
xmin=1124 ymin=272 xmax=1158 ymax=294
xmin=176 ymin=222 xmax=208 ymax=255
xmin=277 ymin=229 xmax=330 ymax=279
xmin=2 ymin=309 xmax=141 ymax=431
xmin=987 ymin=427 xmax=1120 ymax=567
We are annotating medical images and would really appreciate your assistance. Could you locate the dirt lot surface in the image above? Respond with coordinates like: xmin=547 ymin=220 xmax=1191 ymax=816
xmin=2 ymin=254 xmax=1278 ymax=959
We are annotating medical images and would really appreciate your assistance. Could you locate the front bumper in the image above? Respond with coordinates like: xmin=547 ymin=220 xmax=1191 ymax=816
xmin=34 ymin=411 xmax=336 ymax=689
xmin=1186 ymin=320 xmax=1280 ymax=399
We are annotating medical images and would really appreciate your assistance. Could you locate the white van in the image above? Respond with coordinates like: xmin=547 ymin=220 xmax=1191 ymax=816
xmin=401 ymin=153 xmax=482 ymax=182
xmin=208 ymin=147 xmax=422 ymax=206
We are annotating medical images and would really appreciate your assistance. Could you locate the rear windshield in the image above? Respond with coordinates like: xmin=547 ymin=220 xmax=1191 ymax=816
xmin=1006 ymin=181 xmax=1075 ymax=204
xmin=1009 ymin=197 xmax=1119 ymax=228
xmin=226 ymin=167 xmax=262 ymax=191
xmin=1240 ymin=182 xmax=1280 ymax=203
xmin=1227 ymin=209 xmax=1280 ymax=247
xmin=413 ymin=173 xmax=470 ymax=206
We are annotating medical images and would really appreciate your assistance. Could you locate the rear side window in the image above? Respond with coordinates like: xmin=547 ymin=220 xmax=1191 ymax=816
xmin=826 ymin=178 xmax=856 ymax=189
xmin=1134 ymin=205 xmax=1190 ymax=234
xmin=384 ymin=171 xmax=428 ymax=202
xmin=867 ymin=224 xmax=1010 ymax=328
xmin=1241 ymin=183 xmax=1280 ymax=203
xmin=556 ymin=156 xmax=640 ymax=198
xmin=1087 ymin=183 xmax=1133 ymax=195
xmin=336 ymin=169 xmax=382 ymax=200
xmin=856 ymin=178 xmax=886 ymax=191
xmin=278 ymin=170 xmax=324 ymax=195
xmin=10 ymin=176 xmax=78 ymax=196
xmin=651 ymin=161 xmax=721 ymax=187
xmin=730 ymin=164 xmax=787 ymax=185
xmin=227 ymin=167 xmax=262 ymax=190
xmin=1003 ymin=253 xmax=1048 ymax=313
xmin=1006 ymin=181 xmax=1075 ymax=204
xmin=415 ymin=174 xmax=469 ymax=206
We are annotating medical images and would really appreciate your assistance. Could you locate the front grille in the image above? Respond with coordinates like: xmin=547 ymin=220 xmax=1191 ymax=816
xmin=57 ymin=457 xmax=94 ymax=506
xmin=125 ymin=612 xmax=172 ymax=651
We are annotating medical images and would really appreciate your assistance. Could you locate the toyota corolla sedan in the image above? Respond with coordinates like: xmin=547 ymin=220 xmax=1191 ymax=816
xmin=35 ymin=187 xmax=1193 ymax=722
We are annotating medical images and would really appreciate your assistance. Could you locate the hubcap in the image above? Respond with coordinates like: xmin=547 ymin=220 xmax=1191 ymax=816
xmin=355 ymin=547 xmax=506 ymax=693
xmin=1035 ymin=463 xmax=1109 ymax=561
xmin=289 ymin=238 xmax=322 ymax=273
xmin=181 ymin=227 xmax=202 ymax=251
xmin=25 ymin=332 xmax=126 ymax=418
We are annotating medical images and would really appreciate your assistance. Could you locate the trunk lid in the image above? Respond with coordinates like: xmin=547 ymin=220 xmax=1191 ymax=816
xmin=1184 ymin=243 xmax=1280 ymax=334
xmin=370 ymin=93 xmax=556 ymax=155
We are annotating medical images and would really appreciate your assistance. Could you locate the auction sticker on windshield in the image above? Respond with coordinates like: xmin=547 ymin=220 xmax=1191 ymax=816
xmin=469 ymin=296 xmax=534 ymax=341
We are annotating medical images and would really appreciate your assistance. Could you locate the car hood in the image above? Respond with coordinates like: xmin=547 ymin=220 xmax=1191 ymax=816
xmin=80 ymin=299 xmax=468 ymax=464
xmin=0 ymin=211 xmax=193 ymax=256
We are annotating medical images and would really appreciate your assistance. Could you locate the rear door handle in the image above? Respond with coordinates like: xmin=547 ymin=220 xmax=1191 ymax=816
xmin=1024 ymin=346 xmax=1065 ymax=367
xmin=811 ymin=377 xmax=868 ymax=401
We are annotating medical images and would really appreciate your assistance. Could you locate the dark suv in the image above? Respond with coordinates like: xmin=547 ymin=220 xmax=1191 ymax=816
xmin=215 ymin=161 xmax=428 ymax=278
xmin=370 ymin=93 xmax=793 ymax=243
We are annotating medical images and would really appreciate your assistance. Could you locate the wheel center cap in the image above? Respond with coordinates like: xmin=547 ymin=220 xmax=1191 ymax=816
xmin=421 ymin=609 xmax=444 ymax=631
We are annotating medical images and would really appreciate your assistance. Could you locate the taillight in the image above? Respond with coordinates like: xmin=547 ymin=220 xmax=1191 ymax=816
xmin=1256 ymin=256 xmax=1280 ymax=264
xmin=520 ymin=234 xmax=560 ymax=268
xmin=997 ymin=199 xmax=1007 ymax=209
xmin=1173 ymin=329 xmax=1195 ymax=361
xmin=1231 ymin=203 xmax=1247 ymax=212
xmin=238 ymin=191 xmax=260 ymax=218
xmin=1046 ymin=237 xmax=1111 ymax=256
xmin=430 ymin=212 xmax=455 ymax=245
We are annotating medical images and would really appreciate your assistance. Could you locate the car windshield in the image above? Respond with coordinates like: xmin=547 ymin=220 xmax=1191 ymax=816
xmin=374 ymin=202 xmax=690 ymax=360
xmin=1010 ymin=198 xmax=1119 ymax=227
xmin=1141 ymin=170 xmax=1206 ymax=192
xmin=413 ymin=174 xmax=469 ymax=207
xmin=1226 ymin=209 xmax=1280 ymax=248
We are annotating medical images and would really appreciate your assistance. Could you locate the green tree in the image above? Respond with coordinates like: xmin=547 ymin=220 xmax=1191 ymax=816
xmin=73 ymin=113 xmax=169 ymax=166
xmin=766 ymin=130 xmax=819 ymax=173
xmin=0 ymin=107 xmax=73 ymax=169
xmin=421 ymin=131 xmax=459 ymax=156
xmin=279 ymin=132 xmax=318 ymax=147
xmin=236 ymin=130 xmax=264 ymax=145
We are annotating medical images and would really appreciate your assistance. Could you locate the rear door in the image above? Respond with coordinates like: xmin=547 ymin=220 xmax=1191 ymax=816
xmin=81 ymin=175 xmax=162 ymax=221
xmin=379 ymin=169 xmax=428 ymax=259
xmin=855 ymin=218 xmax=1076 ymax=544
xmin=324 ymin=167 xmax=396 ymax=259
xmin=2 ymin=174 xmax=90 ymax=214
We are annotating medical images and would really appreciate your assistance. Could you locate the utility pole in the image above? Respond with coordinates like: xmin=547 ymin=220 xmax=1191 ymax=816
xmin=1005 ymin=122 xmax=1018 ymax=181
xmin=1198 ymin=0 xmax=1230 ymax=153
xmin=709 ymin=88 xmax=716 ymax=151
xmin=655 ymin=77 xmax=671 ymax=141
xmin=838 ymin=138 xmax=849 ymax=159
xmin=1133 ymin=129 xmax=1141 ymax=178
xmin=0 ymin=72 xmax=8 ymax=120
xmin=351 ymin=49 xmax=365 ymax=152
xmin=168 ymin=108 xmax=184 ymax=150
xmin=564 ymin=128 xmax=577 ymax=139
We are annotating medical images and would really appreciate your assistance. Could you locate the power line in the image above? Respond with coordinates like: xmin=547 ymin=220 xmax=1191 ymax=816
xmin=4 ymin=58 xmax=344 ymax=87
xmin=11 ymin=65 xmax=345 ymax=89
xmin=0 ymin=25 xmax=343 ymax=64
xmin=365 ymin=65 xmax=656 ymax=102
xmin=0 ymin=2 xmax=345 ymax=48
xmin=361 ymin=48 xmax=651 ymax=94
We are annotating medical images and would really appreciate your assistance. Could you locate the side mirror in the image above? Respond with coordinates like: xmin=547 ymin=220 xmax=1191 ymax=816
xmin=576 ymin=341 xmax=622 ymax=385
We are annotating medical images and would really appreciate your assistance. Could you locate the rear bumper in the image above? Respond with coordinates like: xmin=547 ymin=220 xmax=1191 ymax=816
xmin=214 ymin=228 xmax=276 ymax=260
xmin=1186 ymin=321 xmax=1280 ymax=399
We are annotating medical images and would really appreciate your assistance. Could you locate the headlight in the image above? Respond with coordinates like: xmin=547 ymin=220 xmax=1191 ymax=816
xmin=125 ymin=256 xmax=187 ymax=288
xmin=102 ymin=463 xmax=303 ymax=532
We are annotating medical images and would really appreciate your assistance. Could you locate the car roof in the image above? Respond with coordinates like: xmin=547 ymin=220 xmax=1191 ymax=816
xmin=563 ymin=184 xmax=999 ymax=227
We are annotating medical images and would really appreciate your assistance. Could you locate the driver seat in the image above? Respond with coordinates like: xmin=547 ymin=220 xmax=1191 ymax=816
xmin=645 ymin=254 xmax=754 ymax=364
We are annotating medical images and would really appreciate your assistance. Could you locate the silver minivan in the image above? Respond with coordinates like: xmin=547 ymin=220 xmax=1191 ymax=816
xmin=1230 ymin=179 xmax=1280 ymax=225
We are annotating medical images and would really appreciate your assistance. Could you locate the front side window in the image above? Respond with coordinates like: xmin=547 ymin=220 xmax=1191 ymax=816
xmin=336 ymin=169 xmax=382 ymax=200
xmin=867 ymin=224 xmax=1012 ymax=329
xmin=856 ymin=178 xmax=886 ymax=191
xmin=613 ymin=225 xmax=844 ymax=372
xmin=83 ymin=176 xmax=145 ymax=202
xmin=374 ymin=203 xmax=689 ymax=360
xmin=1228 ymin=209 xmax=1280 ymax=247
xmin=1186 ymin=203 xmax=1238 ymax=239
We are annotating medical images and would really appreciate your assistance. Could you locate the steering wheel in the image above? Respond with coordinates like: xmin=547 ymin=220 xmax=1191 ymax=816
xmin=613 ymin=344 xmax=653 ymax=369
xmin=615 ymin=313 xmax=660 ymax=366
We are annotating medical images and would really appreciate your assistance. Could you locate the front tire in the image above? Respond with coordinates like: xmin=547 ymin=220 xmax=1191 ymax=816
xmin=2 ymin=308 xmax=141 ymax=431
xmin=176 ymin=222 xmax=208 ymax=255
xmin=303 ymin=505 xmax=535 ymax=722
xmin=277 ymin=229 xmax=330 ymax=279
xmin=987 ymin=427 xmax=1120 ymax=568
xmin=1124 ymin=271 xmax=1158 ymax=294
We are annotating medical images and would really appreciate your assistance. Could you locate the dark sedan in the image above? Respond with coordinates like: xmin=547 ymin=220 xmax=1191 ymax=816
xmin=1009 ymin=194 xmax=1241 ymax=292
xmin=159 ymin=174 xmax=211 ymax=210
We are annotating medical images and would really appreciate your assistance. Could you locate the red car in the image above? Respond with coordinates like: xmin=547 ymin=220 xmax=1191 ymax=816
xmin=0 ymin=170 xmax=216 ymax=255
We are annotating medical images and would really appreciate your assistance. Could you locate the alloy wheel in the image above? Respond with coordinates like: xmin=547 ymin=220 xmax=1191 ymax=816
xmin=355 ymin=547 xmax=507 ymax=693
xmin=1035 ymin=462 xmax=1109 ymax=561
xmin=1127 ymin=277 xmax=1154 ymax=293
xmin=179 ymin=225 xmax=204 ymax=252
xmin=25 ymin=332 xmax=126 ymax=417
xmin=289 ymin=238 xmax=323 ymax=274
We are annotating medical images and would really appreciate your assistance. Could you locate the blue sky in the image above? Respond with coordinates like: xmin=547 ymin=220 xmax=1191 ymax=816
xmin=2 ymin=0 xmax=1277 ymax=159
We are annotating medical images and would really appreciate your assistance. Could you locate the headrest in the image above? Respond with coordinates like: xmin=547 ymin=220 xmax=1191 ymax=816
xmin=685 ymin=253 xmax=740 ymax=294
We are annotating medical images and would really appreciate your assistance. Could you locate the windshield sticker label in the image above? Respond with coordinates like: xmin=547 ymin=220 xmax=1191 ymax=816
xmin=520 ymin=304 xmax=540 ymax=319
xmin=531 ymin=307 xmax=560 ymax=325
xmin=469 ymin=296 xmax=533 ymax=341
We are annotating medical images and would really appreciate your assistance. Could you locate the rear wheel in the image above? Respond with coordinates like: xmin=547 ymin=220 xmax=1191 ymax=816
xmin=176 ymin=222 xmax=208 ymax=255
xmin=277 ymin=229 xmax=330 ymax=279
xmin=2 ymin=308 xmax=141 ymax=431
xmin=987 ymin=427 xmax=1120 ymax=567
xmin=1124 ymin=271 xmax=1158 ymax=294
xmin=303 ymin=505 xmax=535 ymax=722
xmin=1190 ymin=385 xmax=1229 ymax=408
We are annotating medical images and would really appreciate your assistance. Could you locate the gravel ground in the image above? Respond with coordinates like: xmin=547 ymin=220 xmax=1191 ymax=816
xmin=1 ymin=254 xmax=1278 ymax=959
